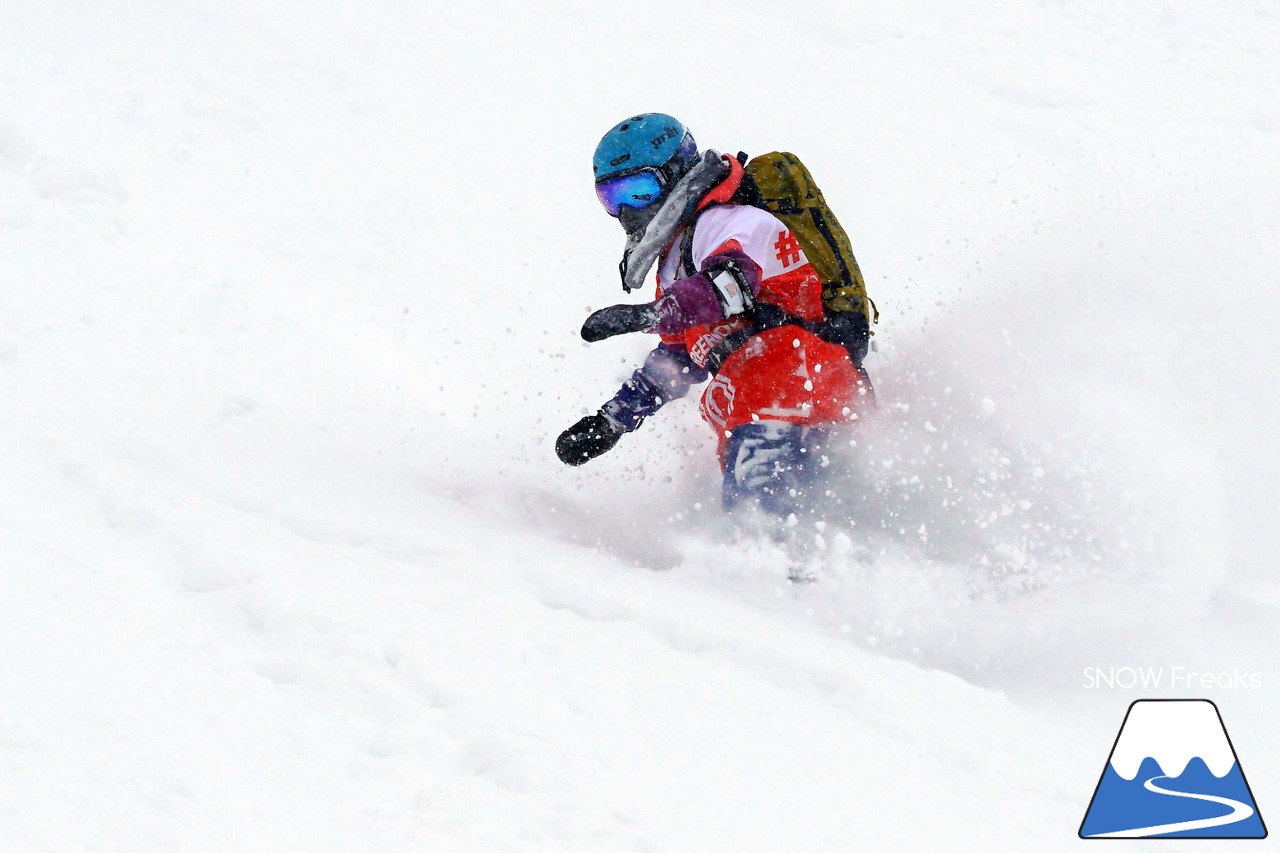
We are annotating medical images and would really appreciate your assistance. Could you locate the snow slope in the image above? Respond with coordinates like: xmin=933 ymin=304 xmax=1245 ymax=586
xmin=1 ymin=1 xmax=1277 ymax=849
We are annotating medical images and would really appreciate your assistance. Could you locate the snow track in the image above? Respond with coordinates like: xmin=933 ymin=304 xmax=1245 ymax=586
xmin=1086 ymin=776 xmax=1255 ymax=838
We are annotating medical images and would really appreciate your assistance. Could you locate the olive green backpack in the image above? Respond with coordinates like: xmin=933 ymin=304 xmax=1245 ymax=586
xmin=735 ymin=151 xmax=878 ymax=331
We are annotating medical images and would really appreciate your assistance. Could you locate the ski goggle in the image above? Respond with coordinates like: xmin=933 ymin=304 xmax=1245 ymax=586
xmin=595 ymin=170 xmax=664 ymax=217
xmin=594 ymin=132 xmax=699 ymax=217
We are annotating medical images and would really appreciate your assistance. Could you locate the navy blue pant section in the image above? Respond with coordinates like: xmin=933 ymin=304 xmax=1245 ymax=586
xmin=721 ymin=422 xmax=828 ymax=518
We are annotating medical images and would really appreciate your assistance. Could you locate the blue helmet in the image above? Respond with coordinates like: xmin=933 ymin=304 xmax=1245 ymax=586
xmin=593 ymin=113 xmax=698 ymax=230
xmin=593 ymin=113 xmax=696 ymax=180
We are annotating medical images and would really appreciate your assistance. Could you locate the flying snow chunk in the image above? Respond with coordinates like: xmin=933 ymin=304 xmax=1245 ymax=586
xmin=1079 ymin=700 xmax=1267 ymax=839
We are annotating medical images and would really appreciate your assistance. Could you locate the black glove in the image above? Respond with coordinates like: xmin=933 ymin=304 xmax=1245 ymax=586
xmin=581 ymin=303 xmax=659 ymax=343
xmin=556 ymin=412 xmax=624 ymax=466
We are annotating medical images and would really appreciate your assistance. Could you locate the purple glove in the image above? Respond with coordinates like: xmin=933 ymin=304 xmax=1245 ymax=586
xmin=581 ymin=250 xmax=761 ymax=342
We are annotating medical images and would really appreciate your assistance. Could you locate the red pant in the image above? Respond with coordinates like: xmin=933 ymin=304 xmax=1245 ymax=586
xmin=698 ymin=326 xmax=872 ymax=464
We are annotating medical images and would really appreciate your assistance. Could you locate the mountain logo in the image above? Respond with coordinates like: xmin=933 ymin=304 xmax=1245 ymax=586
xmin=1080 ymin=699 xmax=1267 ymax=839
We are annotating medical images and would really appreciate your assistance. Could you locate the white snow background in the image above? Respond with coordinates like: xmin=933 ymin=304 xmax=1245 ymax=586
xmin=1 ymin=1 xmax=1277 ymax=849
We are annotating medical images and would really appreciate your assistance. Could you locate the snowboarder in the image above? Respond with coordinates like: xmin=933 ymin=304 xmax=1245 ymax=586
xmin=556 ymin=113 xmax=875 ymax=520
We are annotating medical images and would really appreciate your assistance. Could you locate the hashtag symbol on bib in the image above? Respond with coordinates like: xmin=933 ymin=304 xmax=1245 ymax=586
xmin=774 ymin=231 xmax=802 ymax=267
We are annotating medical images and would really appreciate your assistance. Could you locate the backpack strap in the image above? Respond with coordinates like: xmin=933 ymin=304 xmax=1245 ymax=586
xmin=703 ymin=304 xmax=824 ymax=375
xmin=732 ymin=151 xmax=764 ymax=208
xmin=809 ymin=204 xmax=854 ymax=289
xmin=679 ymin=221 xmax=696 ymax=281
xmin=677 ymin=204 xmax=721 ymax=280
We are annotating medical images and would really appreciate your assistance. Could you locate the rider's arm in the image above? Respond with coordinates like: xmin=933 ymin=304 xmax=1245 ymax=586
xmin=601 ymin=341 xmax=709 ymax=432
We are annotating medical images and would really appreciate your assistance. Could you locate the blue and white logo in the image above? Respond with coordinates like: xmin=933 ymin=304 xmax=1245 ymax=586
xmin=1080 ymin=699 xmax=1267 ymax=838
